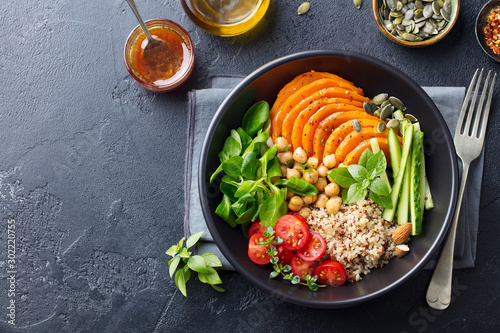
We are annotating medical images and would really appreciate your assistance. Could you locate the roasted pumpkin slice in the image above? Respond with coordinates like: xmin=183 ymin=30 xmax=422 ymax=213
xmin=313 ymin=114 xmax=380 ymax=162
xmin=334 ymin=127 xmax=389 ymax=167
xmin=282 ymin=97 xmax=357 ymax=149
xmin=343 ymin=138 xmax=391 ymax=166
xmin=269 ymin=72 xmax=364 ymax=120
xmin=272 ymin=82 xmax=369 ymax=141
xmin=302 ymin=109 xmax=366 ymax=158
xmin=323 ymin=119 xmax=382 ymax=159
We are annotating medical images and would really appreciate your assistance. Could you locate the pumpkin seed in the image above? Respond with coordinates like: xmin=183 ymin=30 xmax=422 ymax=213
xmin=380 ymin=104 xmax=394 ymax=120
xmin=388 ymin=96 xmax=406 ymax=110
xmin=387 ymin=118 xmax=401 ymax=129
xmin=374 ymin=109 xmax=381 ymax=118
xmin=298 ymin=2 xmax=310 ymax=15
xmin=372 ymin=93 xmax=389 ymax=105
xmin=353 ymin=119 xmax=362 ymax=132
xmin=363 ymin=101 xmax=377 ymax=114
xmin=353 ymin=0 xmax=362 ymax=9
xmin=405 ymin=113 xmax=418 ymax=122
xmin=377 ymin=122 xmax=387 ymax=133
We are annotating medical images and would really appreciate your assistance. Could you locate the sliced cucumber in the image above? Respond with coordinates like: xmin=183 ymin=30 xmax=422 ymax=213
xmin=370 ymin=138 xmax=391 ymax=190
xmin=424 ymin=177 xmax=434 ymax=209
xmin=409 ymin=129 xmax=424 ymax=235
xmin=382 ymin=124 xmax=414 ymax=222
xmin=393 ymin=110 xmax=404 ymax=121
xmin=396 ymin=151 xmax=411 ymax=225
xmin=387 ymin=128 xmax=402 ymax=177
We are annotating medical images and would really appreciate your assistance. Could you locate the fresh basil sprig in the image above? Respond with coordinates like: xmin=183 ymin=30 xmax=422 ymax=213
xmin=263 ymin=228 xmax=325 ymax=291
xmin=210 ymin=101 xmax=318 ymax=230
xmin=328 ymin=149 xmax=393 ymax=208
xmin=166 ymin=232 xmax=224 ymax=297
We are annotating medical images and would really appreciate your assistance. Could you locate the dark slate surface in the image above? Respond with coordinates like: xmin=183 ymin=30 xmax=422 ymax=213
xmin=0 ymin=0 xmax=499 ymax=332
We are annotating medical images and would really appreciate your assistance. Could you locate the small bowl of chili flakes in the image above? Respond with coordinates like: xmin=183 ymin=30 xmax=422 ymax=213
xmin=476 ymin=0 xmax=500 ymax=61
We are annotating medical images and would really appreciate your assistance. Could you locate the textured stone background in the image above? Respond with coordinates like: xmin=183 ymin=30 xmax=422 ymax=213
xmin=0 ymin=0 xmax=498 ymax=332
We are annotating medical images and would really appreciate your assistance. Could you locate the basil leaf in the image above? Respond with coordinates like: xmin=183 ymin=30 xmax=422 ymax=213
xmin=368 ymin=177 xmax=390 ymax=197
xmin=165 ymin=245 xmax=179 ymax=257
xmin=344 ymin=182 xmax=367 ymax=204
xmin=341 ymin=188 xmax=348 ymax=202
xmin=215 ymin=195 xmax=237 ymax=227
xmin=175 ymin=269 xmax=188 ymax=297
xmin=242 ymin=101 xmax=270 ymax=137
xmin=267 ymin=157 xmax=282 ymax=179
xmin=366 ymin=150 xmax=387 ymax=179
xmin=241 ymin=151 xmax=258 ymax=180
xmin=328 ymin=167 xmax=357 ymax=188
xmin=211 ymin=284 xmax=225 ymax=292
xmin=347 ymin=164 xmax=370 ymax=182
xmin=259 ymin=189 xmax=287 ymax=227
xmin=358 ymin=148 xmax=374 ymax=168
xmin=188 ymin=255 xmax=208 ymax=274
xmin=369 ymin=190 xmax=393 ymax=209
xmin=222 ymin=155 xmax=243 ymax=179
xmin=198 ymin=267 xmax=223 ymax=285
xmin=168 ymin=256 xmax=180 ymax=278
xmin=218 ymin=136 xmax=241 ymax=162
xmin=236 ymin=127 xmax=252 ymax=152
xmin=201 ymin=253 xmax=223 ymax=268
xmin=186 ymin=231 xmax=204 ymax=249
xmin=274 ymin=177 xmax=318 ymax=196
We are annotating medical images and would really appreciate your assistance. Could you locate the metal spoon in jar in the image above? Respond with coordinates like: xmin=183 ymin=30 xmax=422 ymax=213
xmin=125 ymin=0 xmax=171 ymax=72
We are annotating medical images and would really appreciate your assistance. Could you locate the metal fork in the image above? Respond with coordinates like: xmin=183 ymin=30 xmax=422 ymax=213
xmin=426 ymin=69 xmax=496 ymax=310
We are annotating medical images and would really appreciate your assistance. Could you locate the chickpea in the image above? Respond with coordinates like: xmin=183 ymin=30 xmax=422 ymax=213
xmin=306 ymin=156 xmax=319 ymax=169
xmin=292 ymin=161 xmax=302 ymax=170
xmin=317 ymin=164 xmax=329 ymax=177
xmin=302 ymin=194 xmax=317 ymax=205
xmin=303 ymin=169 xmax=319 ymax=184
xmin=280 ymin=164 xmax=288 ymax=177
xmin=266 ymin=136 xmax=274 ymax=148
xmin=288 ymin=196 xmax=304 ymax=212
xmin=298 ymin=207 xmax=312 ymax=219
xmin=325 ymin=182 xmax=340 ymax=197
xmin=286 ymin=189 xmax=295 ymax=200
xmin=326 ymin=196 xmax=342 ymax=215
xmin=314 ymin=177 xmax=327 ymax=192
xmin=323 ymin=154 xmax=337 ymax=169
xmin=315 ymin=194 xmax=329 ymax=209
xmin=292 ymin=147 xmax=308 ymax=164
xmin=287 ymin=168 xmax=302 ymax=180
xmin=277 ymin=151 xmax=293 ymax=165
xmin=275 ymin=137 xmax=289 ymax=152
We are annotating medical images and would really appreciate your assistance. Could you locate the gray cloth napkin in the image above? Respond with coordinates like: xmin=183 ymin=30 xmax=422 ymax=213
xmin=184 ymin=77 xmax=478 ymax=270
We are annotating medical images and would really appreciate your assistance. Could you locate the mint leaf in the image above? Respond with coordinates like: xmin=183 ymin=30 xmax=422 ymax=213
xmin=347 ymin=164 xmax=370 ymax=182
xmin=327 ymin=167 xmax=357 ymax=187
xmin=366 ymin=150 xmax=387 ymax=179
xmin=345 ymin=182 xmax=367 ymax=204
xmin=186 ymin=231 xmax=204 ymax=249
xmin=368 ymin=177 xmax=390 ymax=197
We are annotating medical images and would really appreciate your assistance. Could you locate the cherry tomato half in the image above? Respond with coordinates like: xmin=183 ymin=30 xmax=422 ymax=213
xmin=274 ymin=213 xmax=310 ymax=251
xmin=314 ymin=260 xmax=347 ymax=286
xmin=297 ymin=231 xmax=326 ymax=262
xmin=290 ymin=254 xmax=318 ymax=281
xmin=276 ymin=244 xmax=295 ymax=265
xmin=248 ymin=219 xmax=266 ymax=238
xmin=248 ymin=232 xmax=272 ymax=265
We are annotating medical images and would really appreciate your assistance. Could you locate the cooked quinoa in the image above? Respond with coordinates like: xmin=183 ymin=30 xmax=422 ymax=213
xmin=307 ymin=198 xmax=398 ymax=282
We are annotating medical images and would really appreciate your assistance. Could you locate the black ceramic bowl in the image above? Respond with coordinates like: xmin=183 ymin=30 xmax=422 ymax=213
xmin=476 ymin=0 xmax=500 ymax=62
xmin=199 ymin=50 xmax=458 ymax=308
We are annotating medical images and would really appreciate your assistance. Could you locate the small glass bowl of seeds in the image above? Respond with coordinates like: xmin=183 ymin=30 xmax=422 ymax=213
xmin=372 ymin=0 xmax=460 ymax=47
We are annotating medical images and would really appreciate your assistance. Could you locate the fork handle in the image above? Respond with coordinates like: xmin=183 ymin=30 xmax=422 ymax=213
xmin=426 ymin=160 xmax=470 ymax=310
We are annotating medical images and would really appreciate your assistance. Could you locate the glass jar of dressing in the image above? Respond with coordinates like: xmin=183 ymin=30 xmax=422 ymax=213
xmin=180 ymin=0 xmax=270 ymax=37
xmin=124 ymin=19 xmax=194 ymax=92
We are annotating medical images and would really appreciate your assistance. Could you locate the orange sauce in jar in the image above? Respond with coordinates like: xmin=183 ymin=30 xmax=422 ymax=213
xmin=126 ymin=23 xmax=193 ymax=88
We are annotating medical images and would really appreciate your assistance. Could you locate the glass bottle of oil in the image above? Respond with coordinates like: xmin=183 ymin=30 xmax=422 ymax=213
xmin=180 ymin=0 xmax=270 ymax=37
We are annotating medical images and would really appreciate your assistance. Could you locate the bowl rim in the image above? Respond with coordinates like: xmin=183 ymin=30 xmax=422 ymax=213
xmin=475 ymin=0 xmax=500 ymax=62
xmin=199 ymin=50 xmax=459 ymax=308
xmin=372 ymin=0 xmax=460 ymax=47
